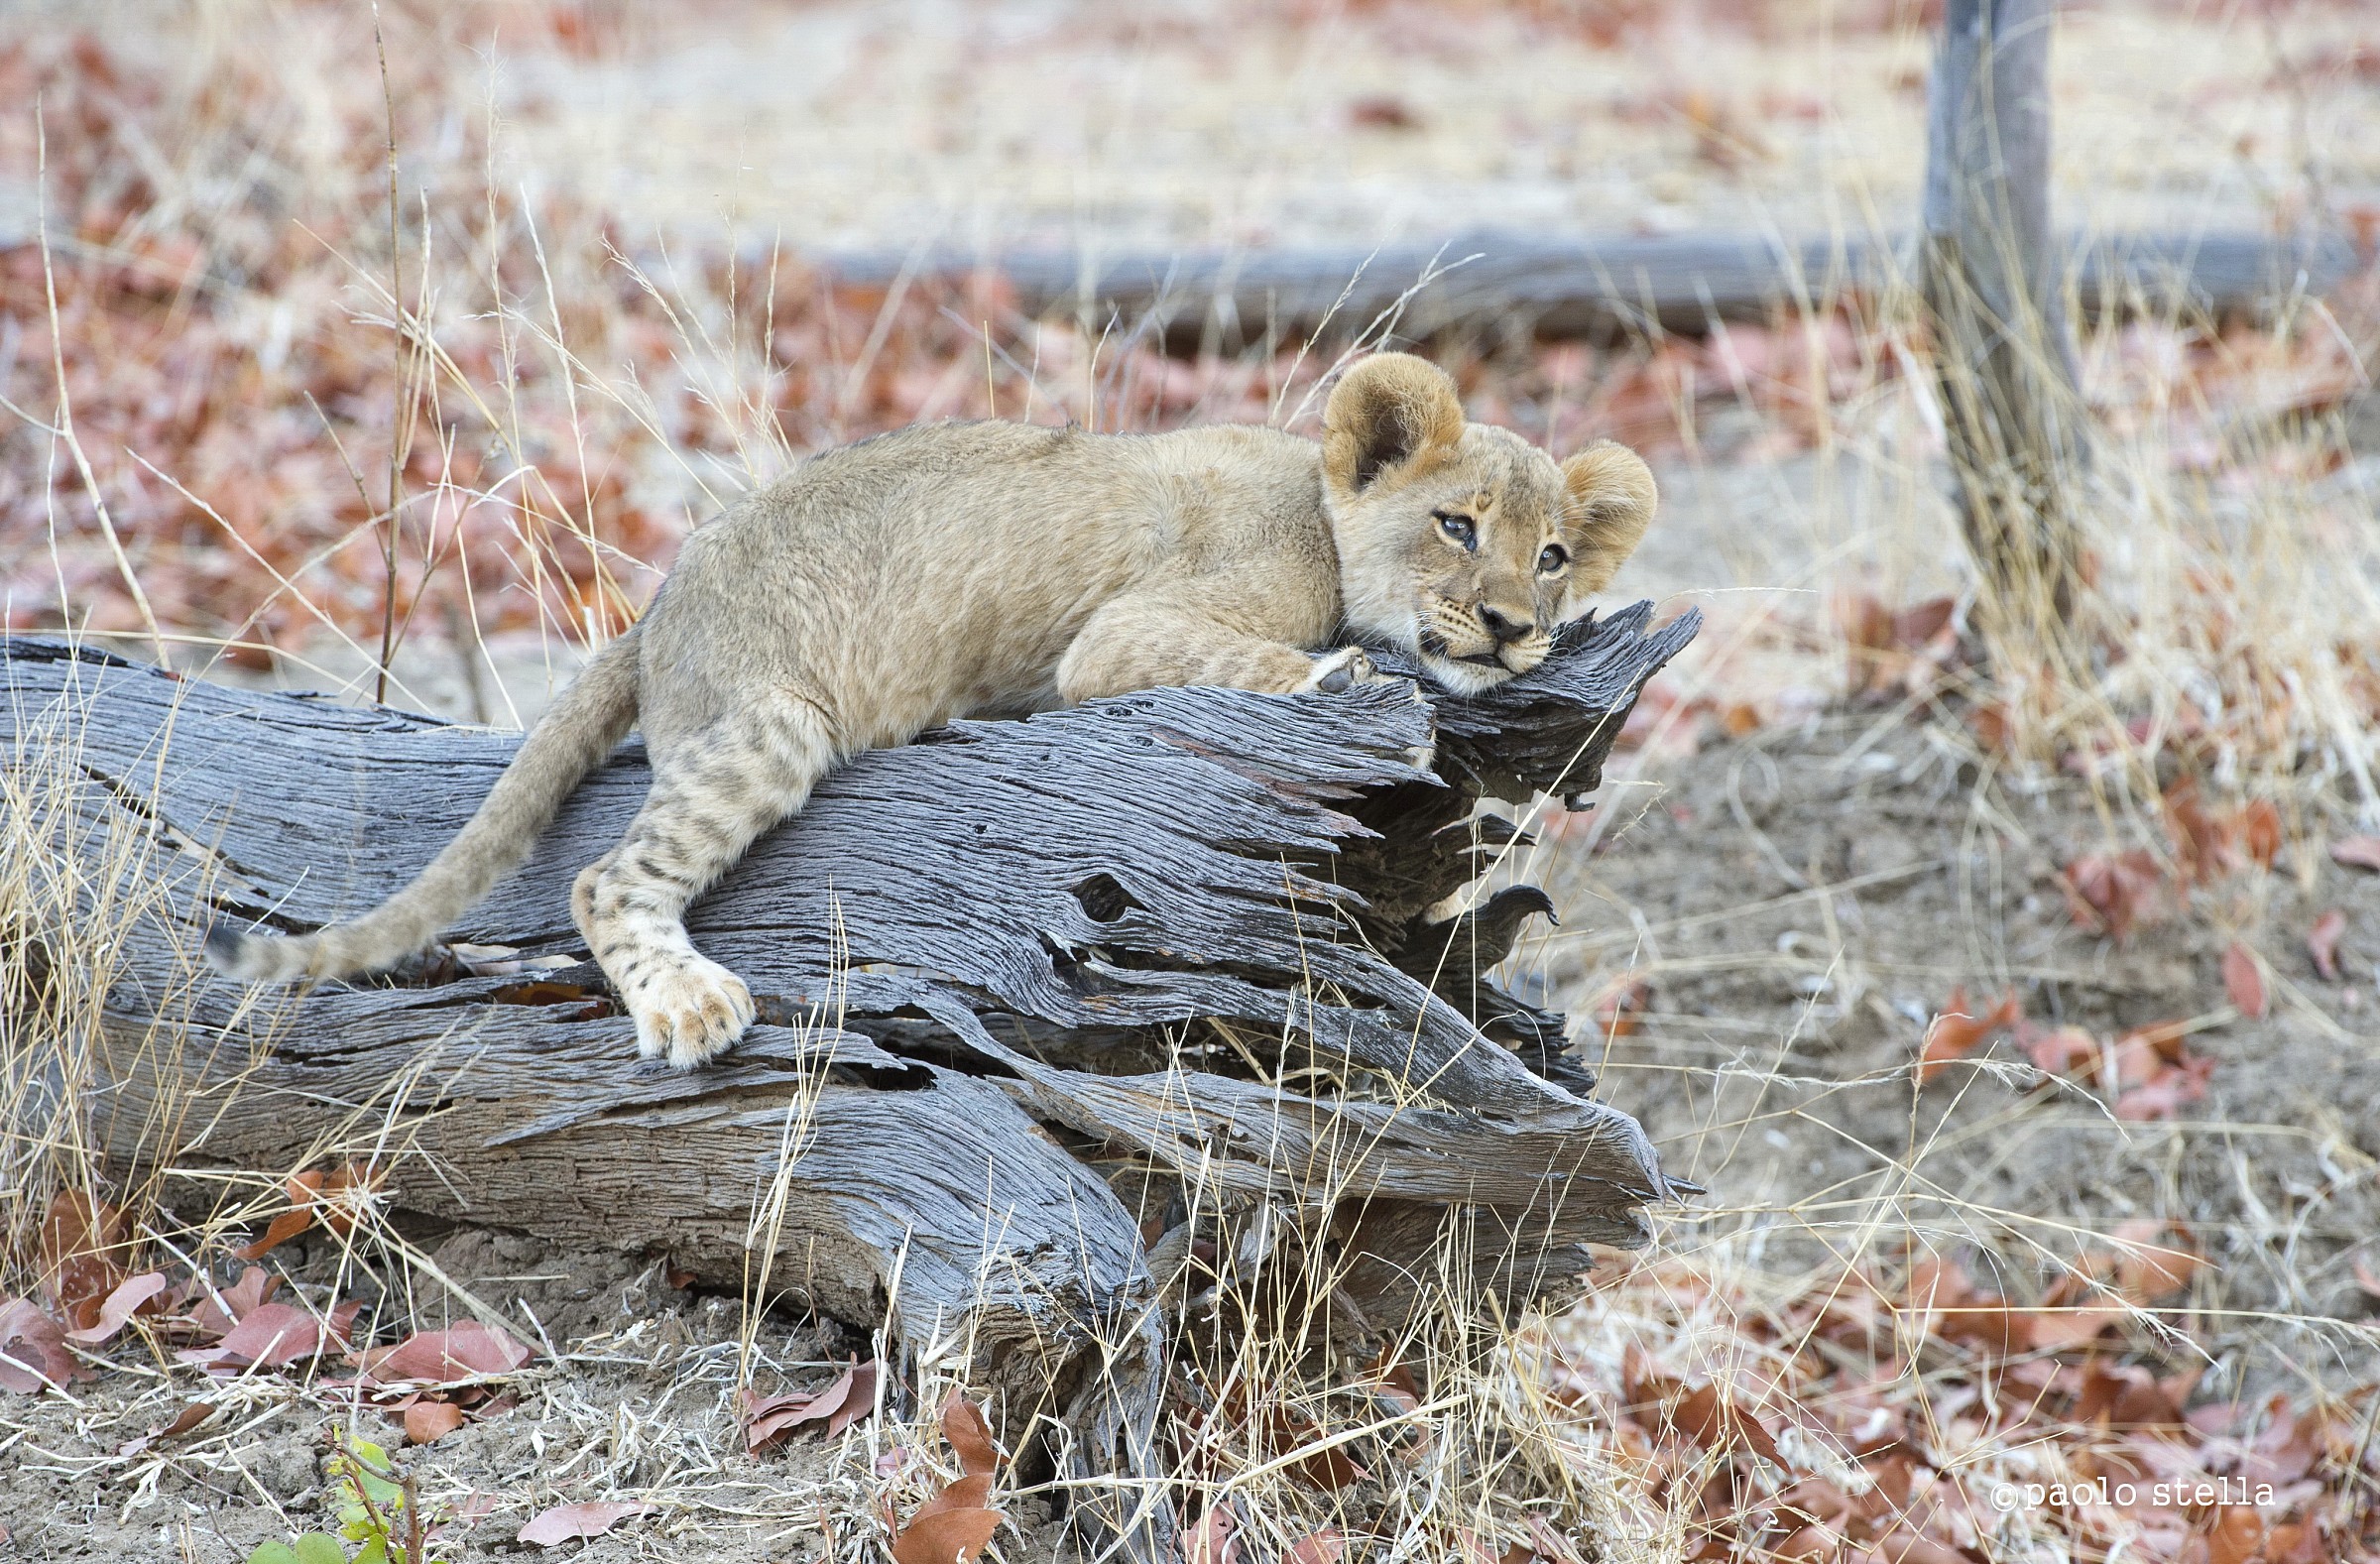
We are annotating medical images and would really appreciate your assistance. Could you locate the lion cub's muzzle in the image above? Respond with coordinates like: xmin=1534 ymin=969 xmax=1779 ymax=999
xmin=1416 ymin=597 xmax=1552 ymax=689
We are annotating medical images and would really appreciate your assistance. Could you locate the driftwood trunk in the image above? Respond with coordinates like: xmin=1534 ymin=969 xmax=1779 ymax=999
xmin=814 ymin=229 xmax=2358 ymax=346
xmin=3 ymin=606 xmax=1695 ymax=1541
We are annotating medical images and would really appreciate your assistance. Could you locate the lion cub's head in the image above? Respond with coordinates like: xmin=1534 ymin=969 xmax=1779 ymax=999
xmin=1322 ymin=352 xmax=1657 ymax=695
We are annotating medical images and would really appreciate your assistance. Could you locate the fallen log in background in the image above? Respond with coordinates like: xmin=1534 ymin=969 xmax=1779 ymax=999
xmin=3 ymin=602 xmax=1695 ymax=1534
xmin=819 ymin=228 xmax=2362 ymax=342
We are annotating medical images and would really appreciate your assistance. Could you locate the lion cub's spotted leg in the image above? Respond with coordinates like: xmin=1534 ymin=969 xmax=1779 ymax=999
xmin=579 ymin=697 xmax=836 ymax=1068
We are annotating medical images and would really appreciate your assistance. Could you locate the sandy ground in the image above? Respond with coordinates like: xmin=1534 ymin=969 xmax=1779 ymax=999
xmin=497 ymin=0 xmax=2380 ymax=255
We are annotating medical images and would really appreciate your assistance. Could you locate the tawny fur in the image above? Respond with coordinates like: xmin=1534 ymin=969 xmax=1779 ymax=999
xmin=206 ymin=354 xmax=1656 ymax=1067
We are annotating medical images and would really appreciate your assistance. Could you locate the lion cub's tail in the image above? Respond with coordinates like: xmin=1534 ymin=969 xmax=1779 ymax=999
xmin=204 ymin=627 xmax=644 ymax=985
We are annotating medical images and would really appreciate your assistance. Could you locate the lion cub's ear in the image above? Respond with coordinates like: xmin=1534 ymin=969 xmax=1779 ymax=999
xmin=1323 ymin=353 xmax=1466 ymax=497
xmin=1559 ymin=440 xmax=1658 ymax=595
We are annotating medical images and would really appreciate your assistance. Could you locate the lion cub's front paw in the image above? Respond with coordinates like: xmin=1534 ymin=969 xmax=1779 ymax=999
xmin=1303 ymin=646 xmax=1379 ymax=694
xmin=628 ymin=955 xmax=757 ymax=1069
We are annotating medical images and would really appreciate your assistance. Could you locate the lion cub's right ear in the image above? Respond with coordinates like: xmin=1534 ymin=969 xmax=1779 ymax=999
xmin=1323 ymin=353 xmax=1465 ymax=497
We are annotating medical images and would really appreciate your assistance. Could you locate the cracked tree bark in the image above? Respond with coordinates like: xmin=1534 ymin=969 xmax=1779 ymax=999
xmin=3 ymin=603 xmax=1695 ymax=1551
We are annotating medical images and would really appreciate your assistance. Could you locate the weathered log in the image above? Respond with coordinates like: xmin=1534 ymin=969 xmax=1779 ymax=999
xmin=817 ymin=228 xmax=2361 ymax=343
xmin=2 ymin=603 xmax=1696 ymax=1532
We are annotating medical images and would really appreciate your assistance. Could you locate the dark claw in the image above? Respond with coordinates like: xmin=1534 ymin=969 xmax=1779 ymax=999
xmin=1318 ymin=665 xmax=1355 ymax=694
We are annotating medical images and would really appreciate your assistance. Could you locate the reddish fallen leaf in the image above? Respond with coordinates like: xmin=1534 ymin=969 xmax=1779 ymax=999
xmin=941 ymin=1391 xmax=998 ymax=1478
xmin=518 ymin=1501 xmax=652 ymax=1547
xmin=63 ymin=1270 xmax=171 ymax=1345
xmin=1774 ymin=1524 xmax=1842 ymax=1563
xmin=1919 ymin=986 xmax=2021 ymax=1082
xmin=117 ymin=1400 xmax=215 ymax=1456
xmin=2332 ymin=836 xmax=2380 ymax=872
xmin=1178 ymin=1506 xmax=1239 ymax=1564
xmin=2023 ymin=1023 xmax=2099 ymax=1079
xmin=913 ymin=1474 xmax=994 ymax=1523
xmin=2025 ymin=1301 xmax=2127 ymax=1351
xmin=1347 ymin=94 xmax=1423 ymax=131
xmin=1668 ymin=1382 xmax=1783 ymax=1465
xmin=360 ymin=1321 xmax=535 ymax=1385
xmin=405 ymin=1399 xmax=466 ymax=1445
xmin=236 ymin=1162 xmax=386 ymax=1261
xmin=892 ymin=1505 xmax=1004 ymax=1564
xmin=2203 ymin=1504 xmax=2266 ymax=1564
xmin=1720 ymin=701 xmax=1761 ymax=737
xmin=2222 ymin=941 xmax=2269 ymax=1019
xmin=2232 ymin=799 xmax=2282 ymax=869
xmin=2058 ymin=850 xmax=2165 ymax=939
xmin=738 ymin=1358 xmax=879 ymax=1452
xmin=2107 ymin=1021 xmax=2193 ymax=1087
xmin=0 ymin=1298 xmax=88 ymax=1392
xmin=1285 ymin=1531 xmax=1346 ymax=1564
xmin=1589 ymin=972 xmax=1652 ymax=1042
xmin=178 ymin=1301 xmax=353 ymax=1371
xmin=235 ymin=1170 xmax=324 ymax=1261
xmin=2308 ymin=909 xmax=2347 ymax=980
xmin=39 ymin=1190 xmax=131 ymax=1334
xmin=186 ymin=1266 xmax=281 ymax=1339
xmin=2112 ymin=1220 xmax=2208 ymax=1305
xmin=2115 ymin=1069 xmax=2212 ymax=1121
xmin=2163 ymin=779 xmax=2225 ymax=883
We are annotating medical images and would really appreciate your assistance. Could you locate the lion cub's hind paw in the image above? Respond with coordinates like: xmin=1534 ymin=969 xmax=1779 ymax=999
xmin=1305 ymin=646 xmax=1378 ymax=694
xmin=629 ymin=955 xmax=757 ymax=1069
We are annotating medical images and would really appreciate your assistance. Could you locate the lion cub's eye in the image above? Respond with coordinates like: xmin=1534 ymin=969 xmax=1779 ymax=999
xmin=1537 ymin=542 xmax=1570 ymax=574
xmin=1435 ymin=512 xmax=1478 ymax=549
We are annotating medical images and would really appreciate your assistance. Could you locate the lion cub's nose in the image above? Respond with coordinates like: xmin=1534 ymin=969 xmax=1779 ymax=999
xmin=1479 ymin=605 xmax=1532 ymax=644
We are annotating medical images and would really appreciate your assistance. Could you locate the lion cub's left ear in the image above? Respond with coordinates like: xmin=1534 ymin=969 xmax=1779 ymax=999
xmin=1323 ymin=353 xmax=1466 ymax=498
xmin=1558 ymin=440 xmax=1658 ymax=596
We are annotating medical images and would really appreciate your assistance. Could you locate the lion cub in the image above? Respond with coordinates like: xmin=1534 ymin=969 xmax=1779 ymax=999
xmin=207 ymin=353 xmax=1656 ymax=1066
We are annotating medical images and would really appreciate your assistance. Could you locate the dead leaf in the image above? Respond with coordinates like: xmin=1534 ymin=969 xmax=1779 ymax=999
xmin=405 ymin=1399 xmax=466 ymax=1445
xmin=1285 ymin=1531 xmax=1346 ymax=1564
xmin=235 ymin=1170 xmax=325 ymax=1261
xmin=2222 ymin=941 xmax=2268 ymax=1019
xmin=739 ymin=1358 xmax=879 ymax=1452
xmin=1179 ymin=1505 xmax=1239 ymax=1564
xmin=2112 ymin=1221 xmax=2207 ymax=1305
xmin=1668 ymin=1382 xmax=1783 ymax=1465
xmin=63 ymin=1270 xmax=170 ymax=1344
xmin=178 ymin=1300 xmax=356 ymax=1372
xmin=892 ymin=1505 xmax=1004 ymax=1564
xmin=117 ymin=1400 xmax=215 ymax=1456
xmin=39 ymin=1190 xmax=131 ymax=1333
xmin=1919 ymin=986 xmax=2020 ymax=1082
xmin=912 ymin=1474 xmax=994 ymax=1524
xmin=2204 ymin=1504 xmax=2266 ymax=1564
xmin=2112 ymin=1041 xmax=2216 ymax=1120
xmin=2232 ymin=799 xmax=2282 ymax=868
xmin=0 ymin=1298 xmax=86 ymax=1392
xmin=186 ymin=1265 xmax=281 ymax=1338
xmin=2331 ymin=836 xmax=2380 ymax=872
xmin=1589 ymin=972 xmax=1652 ymax=1042
xmin=235 ymin=1162 xmax=385 ymax=1260
xmin=2163 ymin=778 xmax=2225 ymax=883
xmin=2058 ymin=850 xmax=2166 ymax=939
xmin=2023 ymin=1023 xmax=2098 ymax=1079
xmin=360 ymin=1321 xmax=535 ymax=1385
xmin=2308 ymin=909 xmax=2346 ymax=980
xmin=1347 ymin=94 xmax=1423 ymax=131
xmin=518 ymin=1501 xmax=652 ymax=1547
xmin=941 ymin=1391 xmax=998 ymax=1478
